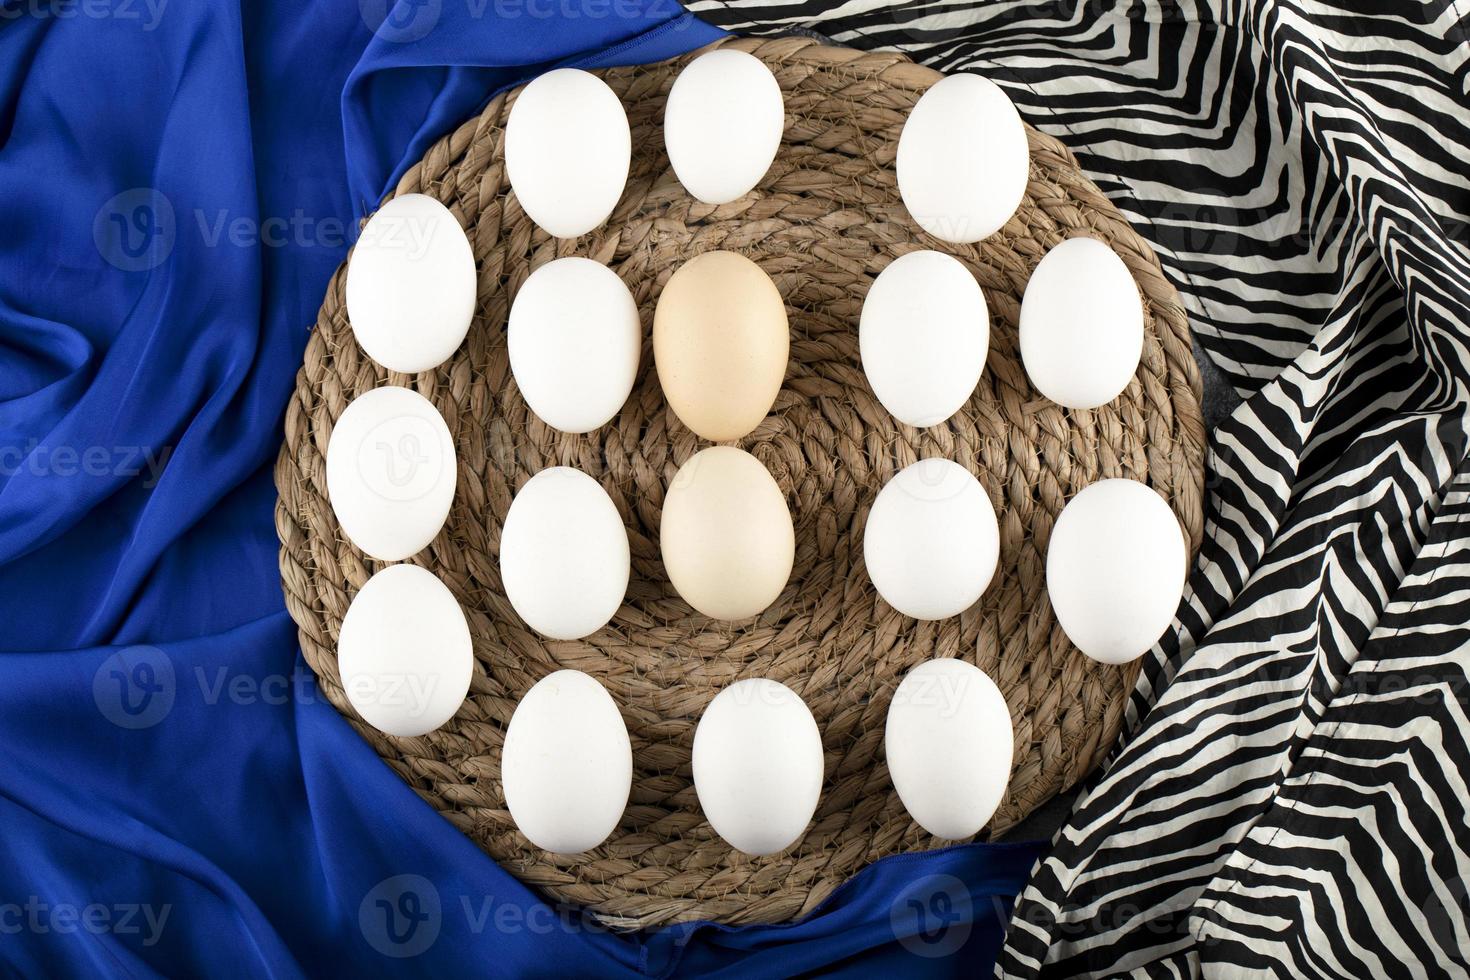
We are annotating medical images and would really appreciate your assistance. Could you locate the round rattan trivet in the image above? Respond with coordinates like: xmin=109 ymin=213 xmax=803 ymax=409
xmin=274 ymin=35 xmax=1205 ymax=929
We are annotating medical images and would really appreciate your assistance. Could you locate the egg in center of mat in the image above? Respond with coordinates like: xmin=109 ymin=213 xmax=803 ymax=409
xmin=653 ymin=250 xmax=789 ymax=442
xmin=659 ymin=446 xmax=794 ymax=622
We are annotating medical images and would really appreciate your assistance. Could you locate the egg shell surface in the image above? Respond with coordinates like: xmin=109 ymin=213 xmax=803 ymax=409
xmin=653 ymin=250 xmax=789 ymax=442
xmin=501 ymin=669 xmax=633 ymax=854
xmin=664 ymin=49 xmax=785 ymax=204
xmin=508 ymin=257 xmax=641 ymax=433
xmin=1019 ymin=236 xmax=1145 ymax=410
xmin=860 ymin=250 xmax=990 ymax=427
xmin=896 ymin=73 xmax=1029 ymax=244
xmin=505 ymin=68 xmax=631 ymax=238
xmin=692 ymin=678 xmax=824 ymax=856
xmin=660 ymin=446 xmax=794 ymax=621
xmin=325 ymin=385 xmax=456 ymax=562
xmin=337 ymin=563 xmax=473 ymax=738
xmin=1046 ymin=477 xmax=1186 ymax=664
xmin=885 ymin=657 xmax=1013 ymax=839
xmin=500 ymin=467 xmax=630 ymax=641
xmin=344 ymin=193 xmax=477 ymax=374
xmin=863 ymin=458 xmax=1000 ymax=620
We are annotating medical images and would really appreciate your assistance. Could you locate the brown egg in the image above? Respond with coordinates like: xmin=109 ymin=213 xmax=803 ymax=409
xmin=660 ymin=446 xmax=794 ymax=621
xmin=653 ymin=250 xmax=789 ymax=442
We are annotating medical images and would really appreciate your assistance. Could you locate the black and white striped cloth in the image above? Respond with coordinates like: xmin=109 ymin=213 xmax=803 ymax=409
xmin=687 ymin=1 xmax=1470 ymax=975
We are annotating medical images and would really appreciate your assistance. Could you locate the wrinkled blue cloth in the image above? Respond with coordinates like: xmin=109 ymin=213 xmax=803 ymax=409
xmin=0 ymin=1 xmax=1041 ymax=975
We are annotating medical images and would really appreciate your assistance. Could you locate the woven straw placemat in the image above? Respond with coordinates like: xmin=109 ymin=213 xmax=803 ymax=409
xmin=274 ymin=36 xmax=1205 ymax=929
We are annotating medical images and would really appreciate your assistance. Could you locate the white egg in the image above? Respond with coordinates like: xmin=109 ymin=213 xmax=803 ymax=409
xmin=508 ymin=257 xmax=641 ymax=433
xmin=860 ymin=250 xmax=990 ymax=427
xmin=692 ymin=678 xmax=823 ymax=856
xmin=501 ymin=670 xmax=632 ymax=853
xmin=896 ymin=73 xmax=1028 ymax=244
xmin=886 ymin=658 xmax=1013 ymax=839
xmin=338 ymin=563 xmax=473 ymax=737
xmin=864 ymin=459 xmax=1000 ymax=620
xmin=326 ymin=386 xmax=456 ymax=562
xmin=345 ymin=193 xmax=476 ymax=374
xmin=505 ymin=68 xmax=630 ymax=238
xmin=1020 ymin=237 xmax=1144 ymax=410
xmin=1047 ymin=478 xmax=1186 ymax=664
xmin=664 ymin=49 xmax=784 ymax=204
xmin=499 ymin=467 xmax=629 ymax=640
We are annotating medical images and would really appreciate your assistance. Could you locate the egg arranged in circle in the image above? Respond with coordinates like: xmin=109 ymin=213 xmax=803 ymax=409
xmin=896 ymin=73 xmax=1029 ymax=244
xmin=653 ymin=250 xmax=789 ymax=442
xmin=501 ymin=670 xmax=633 ymax=854
xmin=665 ymin=48 xmax=785 ymax=204
xmin=885 ymin=658 xmax=1013 ymax=839
xmin=508 ymin=257 xmax=641 ymax=433
xmin=692 ymin=678 xmax=824 ymax=856
xmin=499 ymin=467 xmax=630 ymax=640
xmin=345 ymin=193 xmax=476 ymax=374
xmin=660 ymin=446 xmax=794 ymax=621
xmin=505 ymin=68 xmax=631 ymax=238
xmin=863 ymin=458 xmax=1000 ymax=620
xmin=326 ymin=385 xmax=456 ymax=562
xmin=1046 ymin=478 xmax=1186 ymax=664
xmin=1020 ymin=236 xmax=1144 ymax=410
xmin=338 ymin=563 xmax=473 ymax=738
xmin=860 ymin=250 xmax=990 ymax=428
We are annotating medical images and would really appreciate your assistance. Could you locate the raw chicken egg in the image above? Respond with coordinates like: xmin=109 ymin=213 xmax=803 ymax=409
xmin=1046 ymin=478 xmax=1186 ymax=664
xmin=653 ymin=251 xmax=788 ymax=442
xmin=499 ymin=467 xmax=630 ymax=640
xmin=692 ymin=678 xmax=823 ymax=856
xmin=345 ymin=193 xmax=476 ymax=374
xmin=326 ymin=385 xmax=456 ymax=562
xmin=501 ymin=669 xmax=632 ymax=854
xmin=886 ymin=658 xmax=1013 ymax=839
xmin=896 ymin=73 xmax=1028 ymax=244
xmin=1019 ymin=237 xmax=1144 ymax=410
xmin=664 ymin=48 xmax=784 ymax=204
xmin=863 ymin=458 xmax=999 ymax=620
xmin=337 ymin=563 xmax=473 ymax=738
xmin=660 ymin=446 xmax=793 ymax=621
xmin=508 ymin=257 xmax=641 ymax=433
xmin=505 ymin=68 xmax=630 ymax=238
xmin=860 ymin=250 xmax=990 ymax=428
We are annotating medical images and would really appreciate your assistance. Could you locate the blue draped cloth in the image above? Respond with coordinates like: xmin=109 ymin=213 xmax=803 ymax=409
xmin=0 ymin=1 xmax=1041 ymax=974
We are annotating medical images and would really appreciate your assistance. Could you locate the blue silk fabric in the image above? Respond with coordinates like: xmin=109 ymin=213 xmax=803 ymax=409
xmin=0 ymin=1 xmax=1041 ymax=975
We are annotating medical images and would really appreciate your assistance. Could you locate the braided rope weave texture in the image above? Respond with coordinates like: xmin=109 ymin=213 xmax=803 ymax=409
xmin=274 ymin=36 xmax=1205 ymax=928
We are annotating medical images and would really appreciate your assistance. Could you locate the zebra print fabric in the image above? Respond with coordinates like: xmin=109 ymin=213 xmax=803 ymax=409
xmin=685 ymin=1 xmax=1470 ymax=974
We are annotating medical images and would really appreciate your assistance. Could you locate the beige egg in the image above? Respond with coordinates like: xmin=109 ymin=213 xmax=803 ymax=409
xmin=660 ymin=446 xmax=794 ymax=620
xmin=653 ymin=251 xmax=789 ymax=442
